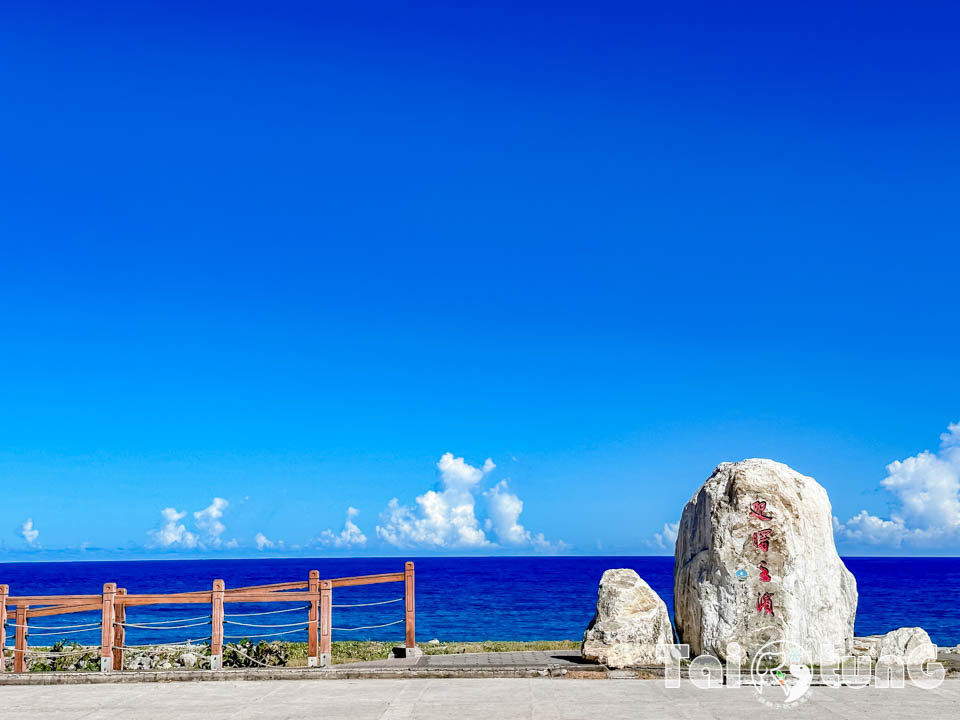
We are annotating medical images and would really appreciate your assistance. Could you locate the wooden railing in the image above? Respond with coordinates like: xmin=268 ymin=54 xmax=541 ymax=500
xmin=0 ymin=561 xmax=415 ymax=673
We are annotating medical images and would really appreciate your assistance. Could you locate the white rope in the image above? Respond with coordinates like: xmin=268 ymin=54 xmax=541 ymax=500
xmin=224 ymin=606 xmax=310 ymax=617
xmin=333 ymin=619 xmax=404 ymax=631
xmin=5 ymin=621 xmax=101 ymax=631
xmin=111 ymin=643 xmax=204 ymax=652
xmin=121 ymin=614 xmax=211 ymax=625
xmin=27 ymin=627 xmax=102 ymax=637
xmin=7 ymin=647 xmax=99 ymax=657
xmin=223 ymin=628 xmax=306 ymax=639
xmin=223 ymin=619 xmax=309 ymax=629
xmin=117 ymin=621 xmax=211 ymax=630
xmin=333 ymin=598 xmax=402 ymax=608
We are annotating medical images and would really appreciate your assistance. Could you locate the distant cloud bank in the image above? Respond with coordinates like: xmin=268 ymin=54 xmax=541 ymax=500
xmin=834 ymin=422 xmax=960 ymax=549
xmin=134 ymin=453 xmax=562 ymax=555
xmin=36 ymin=423 xmax=960 ymax=557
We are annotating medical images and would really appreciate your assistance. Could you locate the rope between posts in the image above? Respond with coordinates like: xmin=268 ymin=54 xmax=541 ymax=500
xmin=224 ymin=606 xmax=310 ymax=617
xmin=5 ymin=647 xmax=99 ymax=657
xmin=116 ymin=620 xmax=212 ymax=630
xmin=332 ymin=619 xmax=404 ymax=631
xmin=223 ymin=628 xmax=307 ymax=639
xmin=223 ymin=619 xmax=310 ymax=629
xmin=111 ymin=643 xmax=206 ymax=652
xmin=27 ymin=627 xmax=103 ymax=637
xmin=120 ymin=614 xmax=211 ymax=625
xmin=4 ymin=621 xmax=102 ymax=631
xmin=332 ymin=598 xmax=402 ymax=608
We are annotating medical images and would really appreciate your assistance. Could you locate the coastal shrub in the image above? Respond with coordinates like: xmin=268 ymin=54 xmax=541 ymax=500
xmin=28 ymin=641 xmax=100 ymax=672
xmin=222 ymin=639 xmax=289 ymax=668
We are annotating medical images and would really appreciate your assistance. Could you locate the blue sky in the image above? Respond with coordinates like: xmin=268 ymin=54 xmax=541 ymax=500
xmin=1 ymin=1 xmax=958 ymax=559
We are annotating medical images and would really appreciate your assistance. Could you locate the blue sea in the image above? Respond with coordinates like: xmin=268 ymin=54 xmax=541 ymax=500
xmin=1 ymin=557 xmax=958 ymax=647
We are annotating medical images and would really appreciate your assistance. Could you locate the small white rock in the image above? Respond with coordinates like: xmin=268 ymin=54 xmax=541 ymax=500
xmin=853 ymin=628 xmax=937 ymax=663
xmin=581 ymin=568 xmax=673 ymax=668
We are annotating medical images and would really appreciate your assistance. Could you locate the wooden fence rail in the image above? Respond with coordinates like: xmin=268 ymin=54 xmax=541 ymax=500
xmin=0 ymin=562 xmax=415 ymax=673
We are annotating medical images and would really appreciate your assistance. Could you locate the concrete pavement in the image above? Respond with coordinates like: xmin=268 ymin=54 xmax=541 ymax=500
xmin=1 ymin=678 xmax=957 ymax=719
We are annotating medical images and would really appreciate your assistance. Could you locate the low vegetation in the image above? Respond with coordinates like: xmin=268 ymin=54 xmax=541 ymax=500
xmin=328 ymin=640 xmax=579 ymax=665
xmin=12 ymin=639 xmax=579 ymax=671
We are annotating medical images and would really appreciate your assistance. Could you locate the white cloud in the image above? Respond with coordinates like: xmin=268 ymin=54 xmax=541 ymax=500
xmin=835 ymin=511 xmax=910 ymax=545
xmin=319 ymin=507 xmax=368 ymax=548
xmin=20 ymin=518 xmax=39 ymax=546
xmin=437 ymin=452 xmax=490 ymax=490
xmin=376 ymin=453 xmax=494 ymax=549
xmin=649 ymin=521 xmax=679 ymax=550
xmin=484 ymin=480 xmax=527 ymax=544
xmin=148 ymin=498 xmax=233 ymax=550
xmin=255 ymin=532 xmax=275 ymax=550
xmin=194 ymin=497 xmax=228 ymax=546
xmin=835 ymin=422 xmax=960 ymax=548
xmin=484 ymin=480 xmax=565 ymax=551
xmin=376 ymin=453 xmax=561 ymax=552
xmin=149 ymin=508 xmax=198 ymax=548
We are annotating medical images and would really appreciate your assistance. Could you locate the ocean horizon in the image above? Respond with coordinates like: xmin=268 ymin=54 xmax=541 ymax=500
xmin=2 ymin=556 xmax=957 ymax=647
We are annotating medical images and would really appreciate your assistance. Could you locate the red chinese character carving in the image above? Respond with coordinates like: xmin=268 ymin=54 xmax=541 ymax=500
xmin=753 ymin=528 xmax=772 ymax=552
xmin=757 ymin=592 xmax=774 ymax=616
xmin=749 ymin=500 xmax=772 ymax=521
xmin=759 ymin=561 xmax=771 ymax=582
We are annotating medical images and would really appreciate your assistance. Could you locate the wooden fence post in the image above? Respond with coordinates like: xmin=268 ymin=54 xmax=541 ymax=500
xmin=100 ymin=583 xmax=116 ymax=672
xmin=14 ymin=604 xmax=27 ymax=673
xmin=404 ymin=561 xmax=416 ymax=649
xmin=319 ymin=580 xmax=332 ymax=667
xmin=0 ymin=585 xmax=7 ymax=673
xmin=113 ymin=588 xmax=126 ymax=671
xmin=211 ymin=579 xmax=224 ymax=670
xmin=308 ymin=571 xmax=319 ymax=667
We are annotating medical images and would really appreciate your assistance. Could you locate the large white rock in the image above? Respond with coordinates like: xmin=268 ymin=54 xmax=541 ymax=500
xmin=853 ymin=627 xmax=937 ymax=663
xmin=581 ymin=568 xmax=673 ymax=668
xmin=674 ymin=459 xmax=857 ymax=663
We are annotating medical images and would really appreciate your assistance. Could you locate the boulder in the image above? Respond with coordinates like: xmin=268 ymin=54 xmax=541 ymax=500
xmin=581 ymin=568 xmax=673 ymax=668
xmin=853 ymin=627 xmax=937 ymax=663
xmin=179 ymin=652 xmax=198 ymax=669
xmin=674 ymin=459 xmax=857 ymax=663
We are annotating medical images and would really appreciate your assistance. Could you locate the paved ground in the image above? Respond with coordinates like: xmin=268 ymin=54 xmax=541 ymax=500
xmin=346 ymin=649 xmax=595 ymax=670
xmin=0 ymin=678 xmax=957 ymax=719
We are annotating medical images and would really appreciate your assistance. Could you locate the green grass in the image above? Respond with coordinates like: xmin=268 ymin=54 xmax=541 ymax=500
xmin=12 ymin=640 xmax=581 ymax=670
